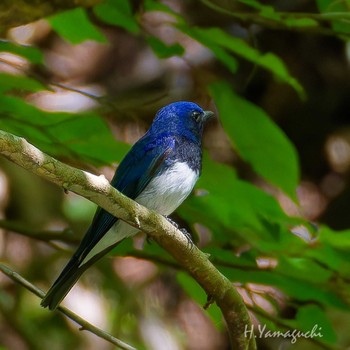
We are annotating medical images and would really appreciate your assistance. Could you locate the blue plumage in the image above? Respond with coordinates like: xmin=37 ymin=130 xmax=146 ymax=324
xmin=41 ymin=101 xmax=213 ymax=310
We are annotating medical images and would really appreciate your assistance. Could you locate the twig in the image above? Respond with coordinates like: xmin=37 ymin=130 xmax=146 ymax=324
xmin=128 ymin=250 xmax=181 ymax=269
xmin=200 ymin=0 xmax=350 ymax=38
xmin=0 ymin=219 xmax=80 ymax=244
xmin=0 ymin=57 xmax=104 ymax=103
xmin=0 ymin=129 xmax=256 ymax=350
xmin=0 ymin=263 xmax=137 ymax=350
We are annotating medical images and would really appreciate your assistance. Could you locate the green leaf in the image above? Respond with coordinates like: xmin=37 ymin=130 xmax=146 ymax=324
xmin=144 ymin=0 xmax=179 ymax=16
xmin=316 ymin=0 xmax=350 ymax=34
xmin=0 ymin=95 xmax=129 ymax=165
xmin=180 ymin=26 xmax=304 ymax=96
xmin=305 ymin=242 xmax=350 ymax=275
xmin=179 ymin=155 xmax=303 ymax=253
xmin=316 ymin=0 xmax=332 ymax=11
xmin=220 ymin=267 xmax=348 ymax=309
xmin=0 ymin=40 xmax=43 ymax=64
xmin=237 ymin=0 xmax=281 ymax=21
xmin=146 ymin=36 xmax=184 ymax=58
xmin=210 ymin=81 xmax=299 ymax=199
xmin=0 ymin=73 xmax=45 ymax=93
xmin=94 ymin=0 xmax=139 ymax=33
xmin=295 ymin=305 xmax=337 ymax=344
xmin=276 ymin=257 xmax=332 ymax=283
xmin=178 ymin=25 xmax=239 ymax=73
xmin=284 ymin=18 xmax=319 ymax=28
xmin=238 ymin=0 xmax=318 ymax=28
xmin=237 ymin=0 xmax=267 ymax=10
xmin=319 ymin=226 xmax=350 ymax=250
xmin=48 ymin=8 xmax=107 ymax=44
xmin=203 ymin=246 xmax=258 ymax=268
xmin=311 ymin=226 xmax=350 ymax=276
xmin=259 ymin=6 xmax=281 ymax=21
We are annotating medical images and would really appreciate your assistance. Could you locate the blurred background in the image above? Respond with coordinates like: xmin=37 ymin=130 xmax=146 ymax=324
xmin=1 ymin=0 xmax=350 ymax=349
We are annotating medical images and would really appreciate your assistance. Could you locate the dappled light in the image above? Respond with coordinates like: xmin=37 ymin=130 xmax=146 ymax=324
xmin=326 ymin=133 xmax=350 ymax=173
xmin=1 ymin=1 xmax=350 ymax=350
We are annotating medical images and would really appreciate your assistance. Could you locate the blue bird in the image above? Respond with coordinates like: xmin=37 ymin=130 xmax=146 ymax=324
xmin=41 ymin=101 xmax=213 ymax=310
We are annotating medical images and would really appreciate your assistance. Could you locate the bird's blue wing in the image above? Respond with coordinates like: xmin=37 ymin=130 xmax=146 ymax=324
xmin=41 ymin=135 xmax=175 ymax=309
xmin=113 ymin=134 xmax=175 ymax=197
xmin=78 ymin=134 xmax=175 ymax=257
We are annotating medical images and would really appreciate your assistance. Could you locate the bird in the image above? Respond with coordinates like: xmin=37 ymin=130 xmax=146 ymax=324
xmin=41 ymin=101 xmax=214 ymax=310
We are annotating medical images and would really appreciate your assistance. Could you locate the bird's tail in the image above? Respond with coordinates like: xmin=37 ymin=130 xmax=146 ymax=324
xmin=41 ymin=242 xmax=121 ymax=310
xmin=41 ymin=254 xmax=87 ymax=310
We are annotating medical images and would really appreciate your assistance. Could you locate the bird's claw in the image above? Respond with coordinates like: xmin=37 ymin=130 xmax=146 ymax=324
xmin=180 ymin=228 xmax=194 ymax=249
xmin=164 ymin=215 xmax=179 ymax=228
xmin=164 ymin=216 xmax=193 ymax=249
xmin=203 ymin=295 xmax=215 ymax=309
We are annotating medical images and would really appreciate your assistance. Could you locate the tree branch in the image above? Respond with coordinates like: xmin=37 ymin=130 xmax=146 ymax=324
xmin=0 ymin=129 xmax=256 ymax=350
xmin=0 ymin=219 xmax=80 ymax=244
xmin=200 ymin=0 xmax=350 ymax=38
xmin=0 ymin=263 xmax=136 ymax=350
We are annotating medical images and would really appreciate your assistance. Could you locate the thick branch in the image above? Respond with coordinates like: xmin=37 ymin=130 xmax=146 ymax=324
xmin=0 ymin=129 xmax=256 ymax=350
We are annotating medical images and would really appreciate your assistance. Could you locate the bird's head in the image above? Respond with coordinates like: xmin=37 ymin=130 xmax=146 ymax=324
xmin=150 ymin=101 xmax=214 ymax=142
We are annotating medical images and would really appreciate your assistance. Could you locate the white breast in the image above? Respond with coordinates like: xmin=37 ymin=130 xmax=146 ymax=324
xmin=80 ymin=162 xmax=198 ymax=266
xmin=137 ymin=162 xmax=199 ymax=215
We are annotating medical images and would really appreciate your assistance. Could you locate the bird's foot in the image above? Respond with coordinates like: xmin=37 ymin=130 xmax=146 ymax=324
xmin=203 ymin=295 xmax=215 ymax=309
xmin=164 ymin=215 xmax=179 ymax=228
xmin=164 ymin=216 xmax=193 ymax=249
xmin=180 ymin=228 xmax=194 ymax=249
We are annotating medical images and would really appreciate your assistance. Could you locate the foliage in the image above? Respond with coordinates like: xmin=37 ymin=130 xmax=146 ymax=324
xmin=1 ymin=1 xmax=350 ymax=349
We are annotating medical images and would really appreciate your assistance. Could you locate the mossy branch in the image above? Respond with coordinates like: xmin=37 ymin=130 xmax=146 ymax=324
xmin=0 ymin=129 xmax=256 ymax=350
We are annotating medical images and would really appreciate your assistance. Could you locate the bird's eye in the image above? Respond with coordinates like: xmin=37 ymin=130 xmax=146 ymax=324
xmin=191 ymin=111 xmax=202 ymax=122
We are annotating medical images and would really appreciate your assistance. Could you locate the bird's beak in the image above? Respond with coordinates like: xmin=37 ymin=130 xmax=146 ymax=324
xmin=203 ymin=110 xmax=214 ymax=122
